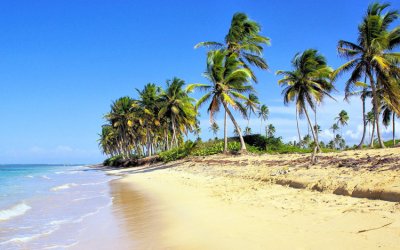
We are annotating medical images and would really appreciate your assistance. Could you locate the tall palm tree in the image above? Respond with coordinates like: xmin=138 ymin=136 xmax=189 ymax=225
xmin=159 ymin=78 xmax=197 ymax=149
xmin=330 ymin=123 xmax=339 ymax=138
xmin=244 ymin=93 xmax=260 ymax=129
xmin=135 ymin=83 xmax=162 ymax=156
xmin=209 ymin=122 xmax=220 ymax=138
xmin=277 ymin=49 xmax=334 ymax=161
xmin=245 ymin=126 xmax=252 ymax=135
xmin=104 ymin=96 xmax=136 ymax=159
xmin=188 ymin=49 xmax=253 ymax=152
xmin=195 ymin=13 xmax=269 ymax=153
xmin=335 ymin=110 xmax=349 ymax=137
xmin=266 ymin=124 xmax=276 ymax=138
xmin=258 ymin=104 xmax=269 ymax=135
xmin=382 ymin=102 xmax=399 ymax=146
xmin=333 ymin=2 xmax=400 ymax=148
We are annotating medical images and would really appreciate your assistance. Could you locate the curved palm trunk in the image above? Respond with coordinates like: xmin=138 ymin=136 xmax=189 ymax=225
xmin=222 ymin=102 xmax=246 ymax=151
xmin=223 ymin=111 xmax=228 ymax=153
xmin=296 ymin=106 xmax=301 ymax=146
xmin=303 ymin=107 xmax=318 ymax=164
xmin=367 ymin=70 xmax=385 ymax=148
xmin=370 ymin=120 xmax=376 ymax=147
xmin=357 ymin=88 xmax=367 ymax=149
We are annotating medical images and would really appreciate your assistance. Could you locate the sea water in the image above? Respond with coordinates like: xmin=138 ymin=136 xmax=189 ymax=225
xmin=0 ymin=164 xmax=119 ymax=249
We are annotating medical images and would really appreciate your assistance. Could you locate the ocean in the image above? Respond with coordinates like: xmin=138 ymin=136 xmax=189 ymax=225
xmin=0 ymin=164 xmax=127 ymax=249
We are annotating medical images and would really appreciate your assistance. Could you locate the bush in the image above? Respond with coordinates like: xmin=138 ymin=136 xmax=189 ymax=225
xmin=159 ymin=141 xmax=196 ymax=162
xmin=103 ymin=155 xmax=124 ymax=166
xmin=190 ymin=140 xmax=241 ymax=156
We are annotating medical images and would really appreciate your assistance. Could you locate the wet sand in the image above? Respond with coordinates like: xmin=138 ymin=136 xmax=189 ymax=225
xmin=108 ymin=148 xmax=400 ymax=249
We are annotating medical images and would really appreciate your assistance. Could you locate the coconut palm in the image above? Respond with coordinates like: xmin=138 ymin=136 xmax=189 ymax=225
xmin=277 ymin=49 xmax=334 ymax=161
xmin=258 ymin=104 xmax=269 ymax=134
xmin=382 ymin=102 xmax=399 ymax=146
xmin=330 ymin=123 xmax=340 ymax=138
xmin=335 ymin=110 xmax=349 ymax=137
xmin=195 ymin=12 xmax=269 ymax=152
xmin=209 ymin=122 xmax=220 ymax=138
xmin=244 ymin=93 xmax=260 ymax=129
xmin=104 ymin=96 xmax=136 ymax=159
xmin=245 ymin=126 xmax=252 ymax=135
xmin=195 ymin=12 xmax=270 ymax=82
xmin=188 ymin=49 xmax=253 ymax=152
xmin=159 ymin=78 xmax=197 ymax=149
xmin=333 ymin=2 xmax=400 ymax=148
xmin=266 ymin=124 xmax=275 ymax=138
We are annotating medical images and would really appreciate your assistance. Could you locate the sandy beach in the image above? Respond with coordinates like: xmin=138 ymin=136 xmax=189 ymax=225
xmin=107 ymin=148 xmax=400 ymax=249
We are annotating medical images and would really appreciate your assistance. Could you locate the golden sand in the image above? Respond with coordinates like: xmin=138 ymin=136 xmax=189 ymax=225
xmin=108 ymin=148 xmax=400 ymax=249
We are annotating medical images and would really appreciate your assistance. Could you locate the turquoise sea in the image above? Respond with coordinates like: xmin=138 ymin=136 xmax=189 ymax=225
xmin=0 ymin=164 xmax=122 ymax=249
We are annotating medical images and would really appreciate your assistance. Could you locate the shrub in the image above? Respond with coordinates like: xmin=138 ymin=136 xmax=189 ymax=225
xmin=103 ymin=155 xmax=124 ymax=166
xmin=190 ymin=140 xmax=241 ymax=156
xmin=159 ymin=141 xmax=196 ymax=162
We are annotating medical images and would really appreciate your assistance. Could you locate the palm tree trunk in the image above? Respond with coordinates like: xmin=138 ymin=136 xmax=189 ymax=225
xmin=393 ymin=112 xmax=396 ymax=146
xmin=223 ymin=102 xmax=246 ymax=151
xmin=224 ymin=111 xmax=228 ymax=153
xmin=314 ymin=108 xmax=321 ymax=152
xmin=370 ymin=120 xmax=375 ymax=147
xmin=171 ymin=118 xmax=177 ymax=148
xmin=296 ymin=106 xmax=301 ymax=146
xmin=357 ymin=88 xmax=367 ymax=149
xmin=367 ymin=69 xmax=385 ymax=148
xmin=303 ymin=107 xmax=318 ymax=164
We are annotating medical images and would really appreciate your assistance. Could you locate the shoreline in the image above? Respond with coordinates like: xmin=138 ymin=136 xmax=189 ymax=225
xmin=106 ymin=148 xmax=400 ymax=249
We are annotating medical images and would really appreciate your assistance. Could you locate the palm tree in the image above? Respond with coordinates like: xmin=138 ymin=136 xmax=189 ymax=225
xmin=195 ymin=12 xmax=269 ymax=152
xmin=277 ymin=49 xmax=334 ymax=161
xmin=334 ymin=134 xmax=345 ymax=150
xmin=245 ymin=126 xmax=252 ymax=135
xmin=333 ymin=2 xmax=400 ymax=148
xmin=366 ymin=110 xmax=376 ymax=147
xmin=189 ymin=49 xmax=253 ymax=152
xmin=330 ymin=123 xmax=339 ymax=139
xmin=258 ymin=104 xmax=269 ymax=134
xmin=159 ymin=78 xmax=197 ymax=149
xmin=335 ymin=110 xmax=349 ymax=137
xmin=266 ymin=124 xmax=275 ymax=138
xmin=244 ymin=93 xmax=260 ymax=129
xmin=382 ymin=102 xmax=399 ymax=146
xmin=195 ymin=12 xmax=270 ymax=82
xmin=209 ymin=122 xmax=220 ymax=138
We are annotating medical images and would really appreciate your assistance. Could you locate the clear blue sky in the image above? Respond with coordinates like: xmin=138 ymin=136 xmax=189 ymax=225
xmin=1 ymin=0 xmax=399 ymax=164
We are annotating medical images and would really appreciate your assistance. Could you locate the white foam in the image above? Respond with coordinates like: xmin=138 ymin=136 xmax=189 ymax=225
xmin=43 ymin=241 xmax=79 ymax=249
xmin=72 ymin=194 xmax=107 ymax=202
xmin=41 ymin=175 xmax=51 ymax=180
xmin=0 ymin=229 xmax=56 ymax=245
xmin=81 ymin=180 xmax=109 ymax=186
xmin=0 ymin=202 xmax=31 ymax=221
xmin=51 ymin=183 xmax=77 ymax=191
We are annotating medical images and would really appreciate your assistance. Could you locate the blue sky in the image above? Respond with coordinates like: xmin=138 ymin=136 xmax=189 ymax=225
xmin=0 ymin=0 xmax=399 ymax=163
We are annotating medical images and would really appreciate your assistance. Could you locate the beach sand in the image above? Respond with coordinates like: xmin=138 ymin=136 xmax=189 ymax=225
xmin=108 ymin=148 xmax=400 ymax=249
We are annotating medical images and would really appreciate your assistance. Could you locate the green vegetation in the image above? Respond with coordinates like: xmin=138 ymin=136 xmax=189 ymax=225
xmin=100 ymin=2 xmax=399 ymax=166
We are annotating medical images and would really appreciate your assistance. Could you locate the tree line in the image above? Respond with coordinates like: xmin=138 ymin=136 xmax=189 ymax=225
xmin=99 ymin=2 xmax=400 ymax=160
